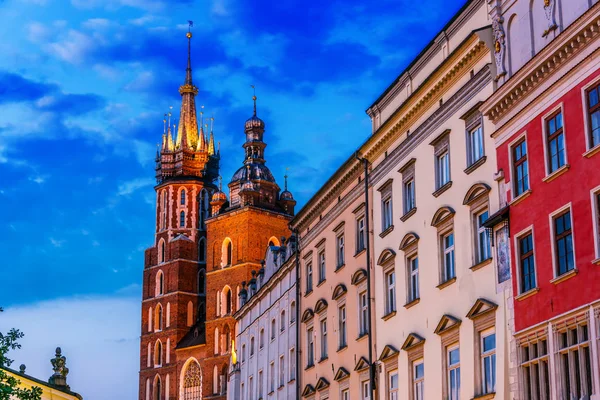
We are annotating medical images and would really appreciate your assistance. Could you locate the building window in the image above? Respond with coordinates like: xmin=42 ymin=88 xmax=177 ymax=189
xmin=356 ymin=217 xmax=366 ymax=252
xmin=436 ymin=151 xmax=450 ymax=189
xmin=556 ymin=321 xmax=594 ymax=399
xmin=385 ymin=270 xmax=396 ymax=315
xmin=307 ymin=327 xmax=314 ymax=368
xmin=226 ymin=241 xmax=232 ymax=266
xmin=258 ymin=370 xmax=263 ymax=398
xmin=338 ymin=305 xmax=347 ymax=349
xmin=553 ymin=210 xmax=574 ymax=276
xmin=271 ymin=319 xmax=276 ymax=341
xmin=180 ymin=211 xmax=185 ymax=227
xmin=154 ymin=376 xmax=161 ymax=400
xmin=475 ymin=210 xmax=491 ymax=263
xmin=156 ymin=271 xmax=164 ymax=296
xmin=442 ymin=232 xmax=455 ymax=282
xmin=403 ymin=178 xmax=416 ymax=214
xmin=198 ymin=270 xmax=205 ymax=295
xmin=388 ymin=370 xmax=399 ymax=400
xmin=290 ymin=302 xmax=296 ymax=325
xmin=520 ymin=337 xmax=550 ymax=400
xmin=154 ymin=304 xmax=163 ymax=331
xmin=320 ymin=319 xmax=328 ymax=360
xmin=545 ymin=110 xmax=565 ymax=173
xmin=318 ymin=251 xmax=326 ymax=283
xmin=198 ymin=239 xmax=206 ymax=262
xmin=289 ymin=348 xmax=296 ymax=381
xmin=382 ymin=195 xmax=393 ymax=231
xmin=154 ymin=340 xmax=163 ymax=367
xmin=467 ymin=124 xmax=484 ymax=165
xmin=269 ymin=361 xmax=275 ymax=393
xmin=250 ymin=336 xmax=255 ymax=357
xmin=248 ymin=376 xmax=253 ymax=400
xmin=306 ymin=262 xmax=313 ymax=293
xmin=279 ymin=355 xmax=285 ymax=387
xmin=259 ymin=328 xmax=265 ymax=349
xmin=447 ymin=346 xmax=460 ymax=400
xmin=407 ymin=255 xmax=419 ymax=303
xmin=336 ymin=234 xmax=345 ymax=268
xmin=512 ymin=138 xmax=529 ymax=197
xmin=518 ymin=233 xmax=536 ymax=293
xmin=413 ymin=360 xmax=424 ymax=400
xmin=280 ymin=310 xmax=286 ymax=332
xmin=595 ymin=192 xmax=600 ymax=259
xmin=359 ymin=290 xmax=368 ymax=336
xmin=341 ymin=389 xmax=350 ymax=400
xmin=180 ymin=189 xmax=186 ymax=205
xmin=241 ymin=344 xmax=246 ymax=363
xmin=159 ymin=240 xmax=165 ymax=264
xmin=361 ymin=380 xmax=370 ymax=400
xmin=481 ymin=329 xmax=496 ymax=395
xmin=586 ymin=82 xmax=600 ymax=148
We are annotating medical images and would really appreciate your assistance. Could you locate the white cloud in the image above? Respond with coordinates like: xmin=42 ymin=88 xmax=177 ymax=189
xmin=2 ymin=296 xmax=140 ymax=400
xmin=124 ymin=71 xmax=155 ymax=92
xmin=47 ymin=30 xmax=94 ymax=64
xmin=26 ymin=22 xmax=50 ymax=43
xmin=117 ymin=177 xmax=154 ymax=196
xmin=82 ymin=18 xmax=113 ymax=30
xmin=49 ymin=237 xmax=66 ymax=247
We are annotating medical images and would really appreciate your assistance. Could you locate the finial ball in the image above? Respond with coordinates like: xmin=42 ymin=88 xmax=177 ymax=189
xmin=252 ymin=95 xmax=257 ymax=101
xmin=186 ymin=32 xmax=192 ymax=39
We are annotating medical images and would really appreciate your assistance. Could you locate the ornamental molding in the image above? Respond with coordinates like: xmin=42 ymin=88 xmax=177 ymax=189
xmin=483 ymin=6 xmax=600 ymax=125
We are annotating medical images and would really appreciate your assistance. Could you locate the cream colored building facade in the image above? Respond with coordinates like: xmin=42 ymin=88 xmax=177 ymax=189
xmin=365 ymin=1 xmax=517 ymax=399
xmin=3 ymin=367 xmax=82 ymax=400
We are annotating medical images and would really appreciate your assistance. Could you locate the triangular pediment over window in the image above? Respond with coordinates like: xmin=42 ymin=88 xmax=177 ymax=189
xmin=354 ymin=356 xmax=369 ymax=371
xmin=314 ymin=299 xmax=328 ymax=314
xmin=378 ymin=344 xmax=399 ymax=361
xmin=301 ymin=384 xmax=316 ymax=397
xmin=434 ymin=314 xmax=462 ymax=335
xmin=466 ymin=298 xmax=498 ymax=320
xmin=332 ymin=284 xmax=347 ymax=301
xmin=301 ymin=308 xmax=314 ymax=323
xmin=315 ymin=377 xmax=330 ymax=391
xmin=351 ymin=269 xmax=367 ymax=286
xmin=401 ymin=333 xmax=425 ymax=351
xmin=333 ymin=367 xmax=350 ymax=382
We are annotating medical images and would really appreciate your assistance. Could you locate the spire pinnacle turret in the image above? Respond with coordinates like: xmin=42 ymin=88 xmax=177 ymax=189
xmin=185 ymin=21 xmax=193 ymax=86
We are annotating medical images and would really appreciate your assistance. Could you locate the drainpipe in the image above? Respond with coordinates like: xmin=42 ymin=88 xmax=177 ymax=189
xmin=293 ymin=228 xmax=301 ymax=399
xmin=355 ymin=153 xmax=376 ymax=399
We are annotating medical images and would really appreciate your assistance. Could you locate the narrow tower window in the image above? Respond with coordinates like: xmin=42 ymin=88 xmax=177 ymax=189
xmin=180 ymin=211 xmax=185 ymax=227
xmin=181 ymin=189 xmax=186 ymax=205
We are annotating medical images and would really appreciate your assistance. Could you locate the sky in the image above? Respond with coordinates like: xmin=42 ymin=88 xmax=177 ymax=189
xmin=0 ymin=0 xmax=465 ymax=398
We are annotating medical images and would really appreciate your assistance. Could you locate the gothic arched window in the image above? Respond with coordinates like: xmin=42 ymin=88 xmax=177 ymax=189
xmin=156 ymin=271 xmax=164 ymax=296
xmin=154 ymin=341 xmax=163 ymax=366
xmin=198 ymin=270 xmax=205 ymax=295
xmin=153 ymin=375 xmax=161 ymax=400
xmin=226 ymin=290 xmax=232 ymax=315
xmin=226 ymin=241 xmax=232 ymax=266
xmin=154 ymin=304 xmax=163 ymax=331
xmin=181 ymin=189 xmax=186 ymax=205
xmin=158 ymin=240 xmax=165 ymax=264
xmin=183 ymin=360 xmax=202 ymax=400
xmin=180 ymin=211 xmax=185 ymax=228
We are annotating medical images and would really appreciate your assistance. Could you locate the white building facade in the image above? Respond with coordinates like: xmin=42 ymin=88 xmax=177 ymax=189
xmin=228 ymin=238 xmax=298 ymax=400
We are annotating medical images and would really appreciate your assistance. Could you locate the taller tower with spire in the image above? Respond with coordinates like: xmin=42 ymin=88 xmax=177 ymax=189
xmin=140 ymin=23 xmax=219 ymax=400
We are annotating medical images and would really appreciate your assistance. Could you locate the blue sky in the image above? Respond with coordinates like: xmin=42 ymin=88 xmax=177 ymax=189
xmin=0 ymin=0 xmax=465 ymax=398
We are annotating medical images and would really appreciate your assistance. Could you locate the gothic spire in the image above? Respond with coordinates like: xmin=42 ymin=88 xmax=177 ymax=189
xmin=176 ymin=21 xmax=199 ymax=150
xmin=208 ymin=116 xmax=215 ymax=156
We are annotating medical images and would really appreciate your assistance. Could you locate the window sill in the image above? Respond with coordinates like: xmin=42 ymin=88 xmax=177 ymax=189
xmin=304 ymin=364 xmax=315 ymax=371
xmin=382 ymin=311 xmax=397 ymax=321
xmin=509 ymin=189 xmax=532 ymax=206
xmin=515 ymin=287 xmax=539 ymax=301
xmin=592 ymin=258 xmax=600 ymax=265
xmin=268 ymin=390 xmax=274 ymax=395
xmin=354 ymin=249 xmax=366 ymax=258
xmin=542 ymin=164 xmax=570 ymax=183
xmin=278 ymin=385 xmax=285 ymax=390
xmin=336 ymin=345 xmax=348 ymax=353
xmin=287 ymin=378 xmax=296 ymax=384
xmin=464 ymin=156 xmax=487 ymax=175
xmin=318 ymin=356 xmax=329 ymax=364
xmin=356 ymin=333 xmax=369 ymax=342
xmin=470 ymin=257 xmax=493 ymax=272
xmin=316 ymin=280 xmax=326 ymax=288
xmin=400 ymin=207 xmax=417 ymax=222
xmin=379 ymin=225 xmax=394 ymax=238
xmin=403 ymin=298 xmax=420 ymax=309
xmin=304 ymin=290 xmax=313 ymax=298
xmin=432 ymin=181 xmax=453 ymax=198
xmin=472 ymin=393 xmax=495 ymax=400
xmin=583 ymin=143 xmax=600 ymax=158
xmin=335 ymin=264 xmax=346 ymax=273
xmin=550 ymin=268 xmax=578 ymax=285
xmin=436 ymin=277 xmax=457 ymax=290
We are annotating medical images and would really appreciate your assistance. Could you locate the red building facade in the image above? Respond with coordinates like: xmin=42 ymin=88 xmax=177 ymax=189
xmin=483 ymin=6 xmax=600 ymax=399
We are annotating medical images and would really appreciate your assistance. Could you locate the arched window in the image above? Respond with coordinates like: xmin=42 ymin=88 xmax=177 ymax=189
xmin=154 ymin=304 xmax=163 ymax=331
xmin=180 ymin=211 xmax=185 ymax=227
xmin=187 ymin=301 xmax=193 ymax=327
xmin=147 ymin=342 xmax=151 ymax=368
xmin=154 ymin=341 xmax=163 ymax=366
xmin=271 ymin=319 xmax=276 ymax=340
xmin=156 ymin=271 xmax=164 ymax=296
xmin=250 ymin=336 xmax=255 ymax=356
xmin=290 ymin=301 xmax=296 ymax=324
xmin=148 ymin=307 xmax=153 ymax=332
xmin=220 ymin=364 xmax=228 ymax=394
xmin=166 ymin=303 xmax=170 ymax=327
xmin=226 ymin=290 xmax=232 ymax=314
xmin=259 ymin=328 xmax=265 ymax=349
xmin=166 ymin=338 xmax=170 ymax=364
xmin=161 ymin=190 xmax=167 ymax=230
xmin=214 ymin=327 xmax=219 ymax=355
xmin=153 ymin=375 xmax=161 ymax=400
xmin=181 ymin=189 xmax=186 ymax=205
xmin=146 ymin=378 xmax=150 ymax=400
xmin=268 ymin=236 xmax=280 ymax=247
xmin=280 ymin=310 xmax=286 ymax=332
xmin=222 ymin=239 xmax=233 ymax=267
xmin=213 ymin=365 xmax=219 ymax=394
xmin=241 ymin=344 xmax=246 ymax=362
xmin=182 ymin=359 xmax=202 ymax=399
xmin=158 ymin=240 xmax=165 ymax=264
xmin=216 ymin=291 xmax=221 ymax=317
xmin=198 ymin=270 xmax=206 ymax=295
xmin=198 ymin=238 xmax=206 ymax=262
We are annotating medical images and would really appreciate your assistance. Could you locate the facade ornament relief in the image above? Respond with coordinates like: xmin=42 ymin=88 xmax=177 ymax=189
xmin=492 ymin=15 xmax=507 ymax=80
xmin=543 ymin=0 xmax=558 ymax=37
xmin=48 ymin=347 xmax=70 ymax=389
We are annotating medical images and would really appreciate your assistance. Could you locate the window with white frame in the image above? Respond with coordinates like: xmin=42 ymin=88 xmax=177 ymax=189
xmin=279 ymin=355 xmax=285 ymax=387
xmin=259 ymin=328 xmax=264 ymax=349
xmin=290 ymin=301 xmax=296 ymax=325
xmin=545 ymin=110 xmax=566 ymax=173
xmin=320 ymin=319 xmax=328 ymax=360
xmin=447 ymin=346 xmax=460 ymax=400
xmin=385 ymin=269 xmax=396 ymax=315
xmin=467 ymin=124 xmax=484 ymax=166
xmin=403 ymin=179 xmax=415 ymax=214
xmin=269 ymin=361 xmax=275 ymax=392
xmin=356 ymin=216 xmax=366 ymax=253
xmin=341 ymin=389 xmax=350 ymax=400
xmin=518 ymin=232 xmax=536 ymax=293
xmin=407 ymin=255 xmax=419 ymax=303
xmin=280 ymin=310 xmax=286 ymax=332
xmin=361 ymin=380 xmax=370 ymax=400
xmin=379 ymin=179 xmax=393 ymax=232
xmin=388 ymin=370 xmax=398 ymax=400
xmin=306 ymin=262 xmax=313 ymax=293
xmin=413 ymin=360 xmax=424 ymax=400
xmin=475 ymin=209 xmax=491 ymax=263
xmin=359 ymin=290 xmax=368 ymax=336
xmin=336 ymin=234 xmax=345 ymax=268
xmin=318 ymin=250 xmax=326 ymax=283
xmin=556 ymin=320 xmax=594 ymax=399
xmin=553 ymin=210 xmax=574 ymax=276
xmin=241 ymin=344 xmax=246 ymax=363
xmin=586 ymin=81 xmax=600 ymax=148
xmin=248 ymin=376 xmax=253 ymax=400
xmin=480 ymin=329 xmax=496 ymax=395
xmin=271 ymin=319 xmax=276 ymax=341
xmin=595 ymin=191 xmax=600 ymax=259
xmin=519 ymin=336 xmax=550 ymax=400
xmin=307 ymin=327 xmax=314 ymax=368
xmin=436 ymin=151 xmax=450 ymax=189
xmin=289 ymin=348 xmax=296 ymax=381
xmin=512 ymin=137 xmax=530 ymax=197
xmin=250 ymin=336 xmax=255 ymax=357
xmin=258 ymin=370 xmax=263 ymax=398
xmin=338 ymin=305 xmax=347 ymax=349
xmin=442 ymin=231 xmax=455 ymax=282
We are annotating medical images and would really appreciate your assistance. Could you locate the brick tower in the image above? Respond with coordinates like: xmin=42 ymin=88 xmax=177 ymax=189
xmin=139 ymin=26 xmax=219 ymax=400
xmin=200 ymin=93 xmax=297 ymax=399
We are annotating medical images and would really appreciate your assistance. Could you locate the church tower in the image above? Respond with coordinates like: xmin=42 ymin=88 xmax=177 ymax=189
xmin=201 ymin=94 xmax=296 ymax=399
xmin=139 ymin=26 xmax=218 ymax=400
